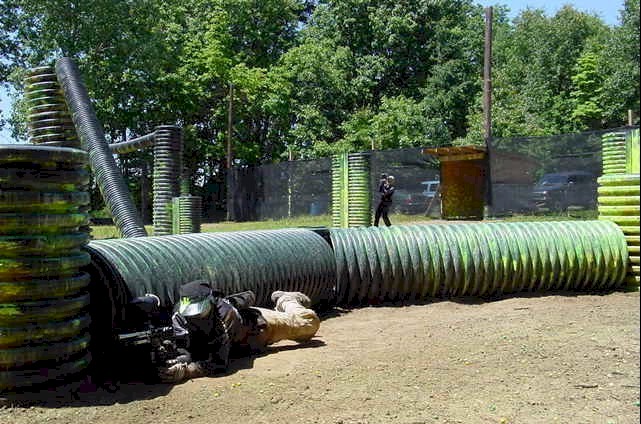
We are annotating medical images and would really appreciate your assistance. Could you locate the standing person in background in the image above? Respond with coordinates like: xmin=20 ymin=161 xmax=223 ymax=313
xmin=374 ymin=174 xmax=395 ymax=226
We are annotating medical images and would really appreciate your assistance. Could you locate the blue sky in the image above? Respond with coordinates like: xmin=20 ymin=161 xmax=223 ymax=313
xmin=479 ymin=0 xmax=624 ymax=24
xmin=0 ymin=0 xmax=626 ymax=143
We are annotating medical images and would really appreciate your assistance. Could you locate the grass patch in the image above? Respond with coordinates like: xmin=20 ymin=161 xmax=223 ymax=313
xmin=88 ymin=211 xmax=598 ymax=240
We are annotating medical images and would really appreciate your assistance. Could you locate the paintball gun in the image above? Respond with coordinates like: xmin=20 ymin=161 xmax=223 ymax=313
xmin=117 ymin=325 xmax=176 ymax=366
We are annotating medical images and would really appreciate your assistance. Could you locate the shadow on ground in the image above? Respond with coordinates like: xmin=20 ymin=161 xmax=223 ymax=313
xmin=0 ymin=339 xmax=327 ymax=409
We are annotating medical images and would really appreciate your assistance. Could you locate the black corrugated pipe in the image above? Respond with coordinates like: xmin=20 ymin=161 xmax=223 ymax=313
xmin=108 ymin=132 xmax=156 ymax=155
xmin=82 ymin=229 xmax=336 ymax=367
xmin=153 ymin=126 xmax=182 ymax=236
xmin=55 ymin=57 xmax=147 ymax=238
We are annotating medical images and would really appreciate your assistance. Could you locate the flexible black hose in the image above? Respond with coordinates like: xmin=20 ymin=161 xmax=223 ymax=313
xmin=55 ymin=57 xmax=147 ymax=238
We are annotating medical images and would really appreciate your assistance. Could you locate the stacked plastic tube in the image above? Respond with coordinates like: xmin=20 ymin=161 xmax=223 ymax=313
xmin=24 ymin=66 xmax=78 ymax=148
xmin=331 ymin=155 xmax=343 ymax=228
xmin=0 ymin=145 xmax=92 ymax=392
xmin=329 ymin=221 xmax=628 ymax=304
xmin=153 ymin=126 xmax=183 ymax=236
xmin=85 ymin=229 xmax=337 ymax=308
xmin=601 ymin=132 xmax=627 ymax=175
xmin=598 ymin=174 xmax=640 ymax=286
xmin=597 ymin=129 xmax=640 ymax=287
xmin=172 ymin=195 xmax=202 ymax=234
xmin=55 ymin=57 xmax=147 ymax=238
xmin=331 ymin=152 xmax=372 ymax=228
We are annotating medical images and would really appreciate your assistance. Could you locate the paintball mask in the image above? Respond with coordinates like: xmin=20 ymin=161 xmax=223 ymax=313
xmin=177 ymin=280 xmax=222 ymax=339
xmin=179 ymin=284 xmax=215 ymax=319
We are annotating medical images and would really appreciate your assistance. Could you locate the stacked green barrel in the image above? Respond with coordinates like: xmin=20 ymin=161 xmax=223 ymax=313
xmin=330 ymin=221 xmax=628 ymax=304
xmin=331 ymin=155 xmax=343 ymax=227
xmin=153 ymin=126 xmax=183 ymax=236
xmin=172 ymin=195 xmax=202 ymax=234
xmin=331 ymin=152 xmax=371 ymax=228
xmin=24 ymin=66 xmax=78 ymax=148
xmin=598 ymin=129 xmax=640 ymax=287
xmin=0 ymin=145 xmax=92 ymax=392
xmin=601 ymin=131 xmax=627 ymax=175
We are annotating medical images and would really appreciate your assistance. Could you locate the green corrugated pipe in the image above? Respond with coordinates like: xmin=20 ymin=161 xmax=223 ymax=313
xmin=172 ymin=195 xmax=202 ymax=234
xmin=331 ymin=155 xmax=344 ymax=228
xmin=85 ymin=229 xmax=337 ymax=309
xmin=347 ymin=153 xmax=371 ymax=227
xmin=598 ymin=173 xmax=640 ymax=286
xmin=0 ymin=145 xmax=91 ymax=391
xmin=626 ymin=129 xmax=639 ymax=174
xmin=331 ymin=152 xmax=371 ymax=228
xmin=24 ymin=66 xmax=78 ymax=148
xmin=601 ymin=132 xmax=627 ymax=175
xmin=330 ymin=221 xmax=628 ymax=304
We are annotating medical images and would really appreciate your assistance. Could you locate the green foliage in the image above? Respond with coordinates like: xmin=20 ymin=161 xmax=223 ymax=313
xmin=570 ymin=51 xmax=604 ymax=127
xmin=0 ymin=0 xmax=638 ymax=208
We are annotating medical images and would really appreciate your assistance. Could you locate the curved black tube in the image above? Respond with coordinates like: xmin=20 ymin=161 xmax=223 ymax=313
xmin=108 ymin=132 xmax=156 ymax=155
xmin=55 ymin=57 xmax=147 ymax=238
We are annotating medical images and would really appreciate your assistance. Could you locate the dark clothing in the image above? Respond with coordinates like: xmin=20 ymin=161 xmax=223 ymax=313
xmin=171 ymin=297 xmax=239 ymax=372
xmin=378 ymin=180 xmax=395 ymax=205
xmin=375 ymin=180 xmax=394 ymax=226
xmin=374 ymin=203 xmax=392 ymax=226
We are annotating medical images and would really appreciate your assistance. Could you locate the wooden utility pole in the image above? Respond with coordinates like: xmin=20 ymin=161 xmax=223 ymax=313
xmin=483 ymin=6 xmax=493 ymax=207
xmin=227 ymin=82 xmax=234 ymax=169
xmin=483 ymin=7 xmax=493 ymax=147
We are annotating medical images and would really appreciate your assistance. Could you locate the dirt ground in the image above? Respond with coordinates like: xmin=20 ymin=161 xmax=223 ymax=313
xmin=1 ymin=291 xmax=639 ymax=424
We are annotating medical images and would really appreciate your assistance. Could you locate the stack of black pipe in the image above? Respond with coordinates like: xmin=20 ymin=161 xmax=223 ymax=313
xmin=153 ymin=126 xmax=183 ymax=236
xmin=172 ymin=195 xmax=202 ymax=234
xmin=0 ymin=145 xmax=92 ymax=392
xmin=24 ymin=66 xmax=78 ymax=148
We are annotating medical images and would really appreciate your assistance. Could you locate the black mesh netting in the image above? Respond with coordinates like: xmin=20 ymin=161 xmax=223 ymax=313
xmin=227 ymin=126 xmax=638 ymax=222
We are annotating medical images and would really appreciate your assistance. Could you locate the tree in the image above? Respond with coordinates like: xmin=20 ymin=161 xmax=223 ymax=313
xmin=570 ymin=51 xmax=604 ymax=128
xmin=598 ymin=0 xmax=640 ymax=126
xmin=463 ymin=5 xmax=609 ymax=141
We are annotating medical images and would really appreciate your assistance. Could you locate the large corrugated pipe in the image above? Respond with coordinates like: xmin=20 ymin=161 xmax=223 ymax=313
xmin=153 ymin=125 xmax=182 ymax=236
xmin=347 ymin=153 xmax=371 ymax=227
xmin=626 ymin=129 xmax=639 ymax=174
xmin=331 ymin=152 xmax=371 ymax=228
xmin=172 ymin=195 xmax=202 ymax=234
xmin=84 ymin=229 xmax=336 ymax=311
xmin=108 ymin=132 xmax=156 ymax=155
xmin=601 ymin=131 xmax=627 ymax=175
xmin=330 ymin=221 xmax=628 ymax=304
xmin=55 ymin=57 xmax=147 ymax=238
xmin=0 ymin=145 xmax=92 ymax=392
xmin=598 ymin=173 xmax=640 ymax=286
xmin=24 ymin=66 xmax=78 ymax=148
xmin=331 ymin=155 xmax=344 ymax=228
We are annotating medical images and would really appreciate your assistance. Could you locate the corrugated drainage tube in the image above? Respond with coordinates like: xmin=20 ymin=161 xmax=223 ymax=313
xmin=329 ymin=221 xmax=628 ymax=304
xmin=153 ymin=126 xmax=182 ymax=236
xmin=0 ymin=145 xmax=91 ymax=392
xmin=172 ymin=196 xmax=202 ymax=234
xmin=108 ymin=132 xmax=156 ymax=155
xmin=24 ymin=66 xmax=79 ymax=148
xmin=55 ymin=57 xmax=147 ymax=238
xmin=84 ymin=229 xmax=337 ymax=311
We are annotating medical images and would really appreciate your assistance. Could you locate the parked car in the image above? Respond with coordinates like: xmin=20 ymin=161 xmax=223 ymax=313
xmin=421 ymin=180 xmax=440 ymax=199
xmin=531 ymin=171 xmax=597 ymax=212
xmin=393 ymin=180 xmax=440 ymax=215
